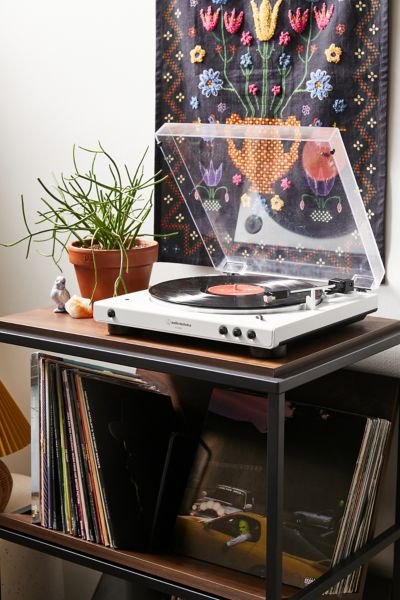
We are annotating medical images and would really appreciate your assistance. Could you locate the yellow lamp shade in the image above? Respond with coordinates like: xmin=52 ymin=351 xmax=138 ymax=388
xmin=0 ymin=379 xmax=30 ymax=458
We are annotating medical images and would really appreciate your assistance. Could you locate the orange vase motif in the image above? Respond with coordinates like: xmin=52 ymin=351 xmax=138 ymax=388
xmin=226 ymin=115 xmax=301 ymax=194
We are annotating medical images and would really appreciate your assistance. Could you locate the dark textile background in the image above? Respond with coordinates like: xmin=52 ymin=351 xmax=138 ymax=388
xmin=155 ymin=0 xmax=388 ymax=267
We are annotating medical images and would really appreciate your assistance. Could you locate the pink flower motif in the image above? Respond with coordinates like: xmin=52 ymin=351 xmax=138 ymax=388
xmin=288 ymin=8 xmax=309 ymax=34
xmin=224 ymin=8 xmax=244 ymax=34
xmin=272 ymin=85 xmax=281 ymax=96
xmin=229 ymin=44 xmax=237 ymax=55
xmin=314 ymin=3 xmax=334 ymax=31
xmin=310 ymin=44 xmax=317 ymax=54
xmin=199 ymin=6 xmax=221 ymax=32
xmin=279 ymin=31 xmax=291 ymax=46
xmin=296 ymin=44 xmax=303 ymax=54
xmin=188 ymin=27 xmax=196 ymax=38
xmin=336 ymin=23 xmax=346 ymax=36
xmin=241 ymin=31 xmax=253 ymax=46
xmin=232 ymin=173 xmax=243 ymax=186
xmin=280 ymin=177 xmax=292 ymax=190
xmin=248 ymin=84 xmax=258 ymax=95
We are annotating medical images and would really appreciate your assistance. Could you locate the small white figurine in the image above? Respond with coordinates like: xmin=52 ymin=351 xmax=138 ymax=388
xmin=50 ymin=275 xmax=71 ymax=313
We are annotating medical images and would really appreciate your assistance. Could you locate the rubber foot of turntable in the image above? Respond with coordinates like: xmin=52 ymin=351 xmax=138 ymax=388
xmin=249 ymin=344 xmax=287 ymax=359
xmin=108 ymin=324 xmax=137 ymax=336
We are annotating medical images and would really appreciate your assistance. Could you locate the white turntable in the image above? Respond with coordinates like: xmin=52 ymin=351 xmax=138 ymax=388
xmin=93 ymin=123 xmax=384 ymax=357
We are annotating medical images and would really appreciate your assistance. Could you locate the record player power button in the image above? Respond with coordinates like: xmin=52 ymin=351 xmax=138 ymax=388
xmin=219 ymin=325 xmax=228 ymax=336
xmin=107 ymin=309 xmax=116 ymax=318
xmin=232 ymin=328 xmax=242 ymax=338
xmin=247 ymin=330 xmax=257 ymax=340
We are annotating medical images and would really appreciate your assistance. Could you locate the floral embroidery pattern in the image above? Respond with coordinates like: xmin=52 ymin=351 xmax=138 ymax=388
xmin=190 ymin=45 xmax=206 ymax=63
xmin=251 ymin=0 xmax=284 ymax=42
xmin=156 ymin=0 xmax=388 ymax=265
xmin=224 ymin=9 xmax=244 ymax=34
xmin=241 ymin=31 xmax=253 ymax=46
xmin=288 ymin=8 xmax=309 ymax=34
xmin=198 ymin=68 xmax=223 ymax=97
xmin=325 ymin=44 xmax=342 ymax=64
xmin=270 ymin=194 xmax=285 ymax=211
xmin=279 ymin=31 xmax=291 ymax=46
xmin=313 ymin=3 xmax=334 ymax=30
xmin=200 ymin=6 xmax=221 ymax=31
xmin=306 ymin=70 xmax=333 ymax=100
xmin=332 ymin=99 xmax=347 ymax=113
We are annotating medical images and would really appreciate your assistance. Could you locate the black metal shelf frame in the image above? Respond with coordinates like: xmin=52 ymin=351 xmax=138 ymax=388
xmin=1 ymin=324 xmax=400 ymax=600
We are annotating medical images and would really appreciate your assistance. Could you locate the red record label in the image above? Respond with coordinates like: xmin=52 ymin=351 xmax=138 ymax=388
xmin=207 ymin=284 xmax=265 ymax=297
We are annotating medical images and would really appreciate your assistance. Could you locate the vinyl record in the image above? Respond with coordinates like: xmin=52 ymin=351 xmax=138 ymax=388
xmin=149 ymin=275 xmax=320 ymax=310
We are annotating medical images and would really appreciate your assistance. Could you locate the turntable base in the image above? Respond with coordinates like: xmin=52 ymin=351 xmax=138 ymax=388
xmin=106 ymin=312 xmax=371 ymax=358
xmin=93 ymin=286 xmax=378 ymax=357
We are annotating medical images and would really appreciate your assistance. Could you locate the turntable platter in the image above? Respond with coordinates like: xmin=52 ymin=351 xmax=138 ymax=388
xmin=149 ymin=275 xmax=321 ymax=311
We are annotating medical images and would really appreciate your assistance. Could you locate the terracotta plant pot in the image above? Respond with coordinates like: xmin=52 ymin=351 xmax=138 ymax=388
xmin=68 ymin=239 xmax=159 ymax=302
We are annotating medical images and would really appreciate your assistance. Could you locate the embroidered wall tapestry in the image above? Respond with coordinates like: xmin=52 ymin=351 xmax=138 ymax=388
xmin=155 ymin=0 xmax=388 ymax=267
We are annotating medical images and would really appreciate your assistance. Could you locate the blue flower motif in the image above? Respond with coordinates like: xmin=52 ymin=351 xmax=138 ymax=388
xmin=306 ymin=69 xmax=333 ymax=100
xmin=332 ymin=99 xmax=348 ymax=113
xmin=198 ymin=68 xmax=223 ymax=97
xmin=212 ymin=0 xmax=228 ymax=4
xmin=279 ymin=53 xmax=292 ymax=70
xmin=240 ymin=53 xmax=253 ymax=69
xmin=190 ymin=96 xmax=199 ymax=110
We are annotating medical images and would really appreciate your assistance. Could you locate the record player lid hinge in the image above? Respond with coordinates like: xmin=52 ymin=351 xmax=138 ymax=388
xmin=220 ymin=259 xmax=248 ymax=275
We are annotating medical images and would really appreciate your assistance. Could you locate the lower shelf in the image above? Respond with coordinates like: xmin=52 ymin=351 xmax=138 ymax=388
xmin=1 ymin=513 xmax=384 ymax=600
xmin=0 ymin=513 xmax=298 ymax=600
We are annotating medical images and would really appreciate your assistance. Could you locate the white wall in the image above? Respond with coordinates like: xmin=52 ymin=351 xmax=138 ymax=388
xmin=0 ymin=0 xmax=157 ymax=474
xmin=0 ymin=0 xmax=399 ymax=591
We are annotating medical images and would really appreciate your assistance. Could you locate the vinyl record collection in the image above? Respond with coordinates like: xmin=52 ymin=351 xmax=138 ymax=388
xmin=31 ymin=353 xmax=191 ymax=550
xmin=172 ymin=387 xmax=391 ymax=593
xmin=30 ymin=353 xmax=393 ymax=594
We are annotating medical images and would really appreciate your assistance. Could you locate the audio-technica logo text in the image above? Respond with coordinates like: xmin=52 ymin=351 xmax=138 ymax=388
xmin=167 ymin=319 xmax=192 ymax=328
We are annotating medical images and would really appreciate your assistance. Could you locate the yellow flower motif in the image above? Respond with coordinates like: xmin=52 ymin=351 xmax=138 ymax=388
xmin=325 ymin=44 xmax=343 ymax=64
xmin=270 ymin=194 xmax=284 ymax=211
xmin=250 ymin=0 xmax=284 ymax=42
xmin=190 ymin=45 xmax=206 ymax=64
xmin=240 ymin=193 xmax=251 ymax=208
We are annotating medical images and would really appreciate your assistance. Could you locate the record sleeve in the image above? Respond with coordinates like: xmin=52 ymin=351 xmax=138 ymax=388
xmin=171 ymin=387 xmax=389 ymax=591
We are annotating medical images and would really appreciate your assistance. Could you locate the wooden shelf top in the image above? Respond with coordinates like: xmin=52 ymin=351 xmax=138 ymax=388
xmin=0 ymin=513 xmax=297 ymax=600
xmin=0 ymin=308 xmax=399 ymax=388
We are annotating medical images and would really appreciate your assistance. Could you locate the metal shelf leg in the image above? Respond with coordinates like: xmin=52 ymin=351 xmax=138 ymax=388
xmin=392 ymin=416 xmax=400 ymax=600
xmin=265 ymin=392 xmax=285 ymax=600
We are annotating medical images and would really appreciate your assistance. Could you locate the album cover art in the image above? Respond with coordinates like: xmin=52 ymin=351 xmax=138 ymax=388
xmin=172 ymin=387 xmax=370 ymax=589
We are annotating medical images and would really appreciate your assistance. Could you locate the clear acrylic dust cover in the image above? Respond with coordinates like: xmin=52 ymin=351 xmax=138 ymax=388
xmin=156 ymin=122 xmax=384 ymax=290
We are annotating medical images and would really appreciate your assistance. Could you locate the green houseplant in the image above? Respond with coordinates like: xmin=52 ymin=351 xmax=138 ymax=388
xmin=2 ymin=143 xmax=167 ymax=302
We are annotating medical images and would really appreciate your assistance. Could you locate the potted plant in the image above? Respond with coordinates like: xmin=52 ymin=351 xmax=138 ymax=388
xmin=2 ymin=143 xmax=167 ymax=302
